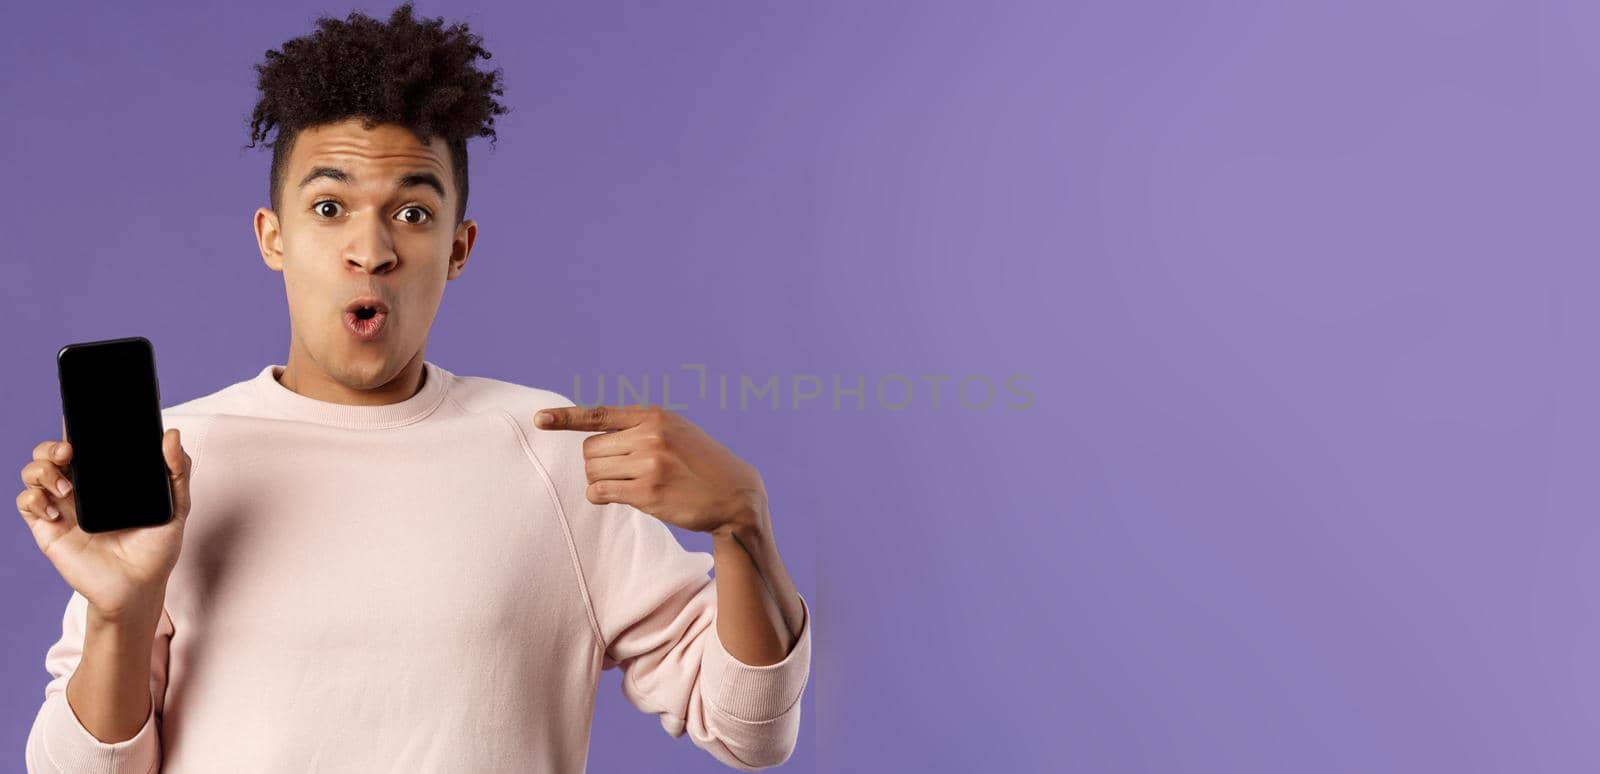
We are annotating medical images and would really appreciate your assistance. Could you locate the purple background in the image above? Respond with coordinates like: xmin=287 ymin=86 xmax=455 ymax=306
xmin=3 ymin=0 xmax=1596 ymax=771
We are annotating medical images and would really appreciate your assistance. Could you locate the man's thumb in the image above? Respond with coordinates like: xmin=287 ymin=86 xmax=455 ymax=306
xmin=163 ymin=428 xmax=192 ymax=520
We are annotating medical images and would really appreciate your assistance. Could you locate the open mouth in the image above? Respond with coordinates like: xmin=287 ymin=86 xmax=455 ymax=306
xmin=343 ymin=296 xmax=391 ymax=340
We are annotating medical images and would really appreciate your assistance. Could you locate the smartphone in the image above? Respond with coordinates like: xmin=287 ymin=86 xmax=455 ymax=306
xmin=55 ymin=336 xmax=173 ymax=533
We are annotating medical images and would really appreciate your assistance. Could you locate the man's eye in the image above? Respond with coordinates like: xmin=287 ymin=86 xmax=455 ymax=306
xmin=310 ymin=202 xmax=430 ymax=224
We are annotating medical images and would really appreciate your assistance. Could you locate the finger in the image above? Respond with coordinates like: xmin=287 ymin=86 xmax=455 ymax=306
xmin=31 ymin=438 xmax=73 ymax=468
xmin=17 ymin=488 xmax=51 ymax=524
xmin=163 ymin=428 xmax=191 ymax=521
xmin=583 ymin=453 xmax=660 ymax=483
xmin=581 ymin=430 xmax=635 ymax=459
xmin=18 ymin=488 xmax=74 ymax=551
xmin=20 ymin=457 xmax=74 ymax=505
xmin=59 ymin=416 xmax=73 ymax=471
xmin=535 ymin=405 xmax=650 ymax=432
xmin=19 ymin=459 xmax=79 ymax=526
xmin=585 ymin=478 xmax=646 ymax=506
xmin=16 ymin=483 xmax=76 ymax=538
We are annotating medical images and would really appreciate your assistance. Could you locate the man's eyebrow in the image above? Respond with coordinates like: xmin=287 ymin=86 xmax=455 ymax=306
xmin=297 ymin=167 xmax=447 ymax=199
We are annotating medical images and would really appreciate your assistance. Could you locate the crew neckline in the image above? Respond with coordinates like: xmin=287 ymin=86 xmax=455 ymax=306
xmin=251 ymin=359 xmax=454 ymax=429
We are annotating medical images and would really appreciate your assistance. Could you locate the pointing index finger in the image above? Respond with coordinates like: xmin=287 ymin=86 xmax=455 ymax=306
xmin=535 ymin=405 xmax=646 ymax=432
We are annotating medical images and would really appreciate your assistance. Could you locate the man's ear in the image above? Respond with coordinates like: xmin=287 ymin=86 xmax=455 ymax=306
xmin=254 ymin=207 xmax=284 ymax=272
xmin=446 ymin=218 xmax=478 ymax=281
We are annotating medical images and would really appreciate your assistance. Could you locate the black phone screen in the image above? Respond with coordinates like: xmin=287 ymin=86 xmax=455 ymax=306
xmin=55 ymin=337 xmax=173 ymax=533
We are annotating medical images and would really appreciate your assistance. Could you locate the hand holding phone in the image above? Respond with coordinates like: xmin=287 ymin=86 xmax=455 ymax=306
xmin=13 ymin=337 xmax=195 ymax=623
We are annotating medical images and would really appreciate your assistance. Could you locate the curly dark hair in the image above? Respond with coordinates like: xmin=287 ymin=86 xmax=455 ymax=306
xmin=244 ymin=2 xmax=508 ymax=226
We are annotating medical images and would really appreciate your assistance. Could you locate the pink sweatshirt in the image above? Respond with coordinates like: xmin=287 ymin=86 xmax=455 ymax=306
xmin=24 ymin=360 xmax=812 ymax=773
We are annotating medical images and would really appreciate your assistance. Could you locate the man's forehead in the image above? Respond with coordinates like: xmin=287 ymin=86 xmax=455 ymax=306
xmin=291 ymin=122 xmax=449 ymax=176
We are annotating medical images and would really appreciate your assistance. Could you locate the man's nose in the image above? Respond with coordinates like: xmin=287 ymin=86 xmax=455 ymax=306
xmin=344 ymin=216 xmax=398 ymax=274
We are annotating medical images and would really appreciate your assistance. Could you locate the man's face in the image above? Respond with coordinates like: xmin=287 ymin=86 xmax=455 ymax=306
xmin=252 ymin=118 xmax=476 ymax=390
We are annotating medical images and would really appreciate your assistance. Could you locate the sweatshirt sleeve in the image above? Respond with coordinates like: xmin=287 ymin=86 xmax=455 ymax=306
xmin=524 ymin=402 xmax=812 ymax=771
xmin=24 ymin=590 xmax=173 ymax=774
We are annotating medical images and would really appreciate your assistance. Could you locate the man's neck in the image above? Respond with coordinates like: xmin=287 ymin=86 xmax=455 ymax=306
xmin=276 ymin=349 xmax=427 ymax=406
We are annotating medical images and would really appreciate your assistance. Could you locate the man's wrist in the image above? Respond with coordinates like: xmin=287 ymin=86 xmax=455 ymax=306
xmin=711 ymin=499 xmax=770 ymax=541
xmin=86 ymin=590 xmax=167 ymax=633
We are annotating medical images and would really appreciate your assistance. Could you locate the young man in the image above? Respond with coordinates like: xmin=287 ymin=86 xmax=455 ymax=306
xmin=15 ymin=4 xmax=810 ymax=771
